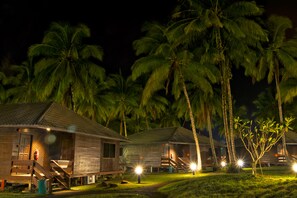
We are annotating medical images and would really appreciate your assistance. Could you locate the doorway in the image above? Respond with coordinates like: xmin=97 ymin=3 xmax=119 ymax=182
xmin=18 ymin=133 xmax=32 ymax=160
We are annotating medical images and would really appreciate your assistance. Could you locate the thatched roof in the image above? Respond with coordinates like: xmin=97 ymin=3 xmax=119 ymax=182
xmin=0 ymin=102 xmax=127 ymax=141
xmin=124 ymin=127 xmax=224 ymax=146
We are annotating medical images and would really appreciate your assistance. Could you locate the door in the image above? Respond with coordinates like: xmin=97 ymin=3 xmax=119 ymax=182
xmin=18 ymin=133 xmax=32 ymax=160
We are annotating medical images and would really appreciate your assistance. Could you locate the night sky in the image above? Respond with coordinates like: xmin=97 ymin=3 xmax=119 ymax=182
xmin=0 ymin=0 xmax=297 ymax=107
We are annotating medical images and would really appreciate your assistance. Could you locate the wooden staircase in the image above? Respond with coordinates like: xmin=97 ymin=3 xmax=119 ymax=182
xmin=161 ymin=157 xmax=190 ymax=172
xmin=10 ymin=160 xmax=72 ymax=192
xmin=50 ymin=160 xmax=71 ymax=190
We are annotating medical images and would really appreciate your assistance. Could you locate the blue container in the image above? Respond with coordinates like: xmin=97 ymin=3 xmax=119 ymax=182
xmin=168 ymin=166 xmax=173 ymax=173
xmin=37 ymin=179 xmax=46 ymax=194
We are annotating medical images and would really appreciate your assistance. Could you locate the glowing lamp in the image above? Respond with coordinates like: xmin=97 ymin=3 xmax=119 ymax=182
xmin=135 ymin=165 xmax=143 ymax=183
xmin=292 ymin=163 xmax=297 ymax=177
xmin=221 ymin=161 xmax=227 ymax=167
xmin=190 ymin=163 xmax=197 ymax=175
xmin=237 ymin=159 xmax=244 ymax=167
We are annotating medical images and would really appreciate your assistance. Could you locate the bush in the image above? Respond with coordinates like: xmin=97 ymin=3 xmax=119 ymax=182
xmin=226 ymin=164 xmax=241 ymax=173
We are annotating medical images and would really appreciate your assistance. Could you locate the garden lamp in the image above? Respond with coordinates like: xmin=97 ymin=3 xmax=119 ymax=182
xmin=237 ymin=159 xmax=244 ymax=168
xmin=292 ymin=163 xmax=297 ymax=177
xmin=190 ymin=162 xmax=197 ymax=175
xmin=135 ymin=165 xmax=143 ymax=183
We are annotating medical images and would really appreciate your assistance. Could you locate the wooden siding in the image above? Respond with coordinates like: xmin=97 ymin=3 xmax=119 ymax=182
xmin=123 ymin=144 xmax=163 ymax=168
xmin=100 ymin=140 xmax=120 ymax=172
xmin=73 ymin=134 xmax=101 ymax=175
xmin=48 ymin=132 xmax=74 ymax=161
xmin=0 ymin=129 xmax=16 ymax=178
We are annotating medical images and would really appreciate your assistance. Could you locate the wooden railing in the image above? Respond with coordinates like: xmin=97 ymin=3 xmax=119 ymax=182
xmin=10 ymin=160 xmax=53 ymax=193
xmin=50 ymin=160 xmax=71 ymax=189
xmin=177 ymin=157 xmax=189 ymax=170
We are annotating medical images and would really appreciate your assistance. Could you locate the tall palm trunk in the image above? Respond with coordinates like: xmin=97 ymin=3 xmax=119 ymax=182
xmin=206 ymin=107 xmax=219 ymax=167
xmin=175 ymin=65 xmax=202 ymax=170
xmin=181 ymin=79 xmax=202 ymax=171
xmin=274 ymin=66 xmax=289 ymax=162
xmin=216 ymin=29 xmax=234 ymax=164
xmin=123 ymin=112 xmax=128 ymax=137
xmin=120 ymin=119 xmax=123 ymax=136
xmin=227 ymin=77 xmax=237 ymax=162
xmin=221 ymin=70 xmax=233 ymax=164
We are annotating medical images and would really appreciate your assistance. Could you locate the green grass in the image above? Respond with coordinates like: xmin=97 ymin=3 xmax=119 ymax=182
xmin=1 ymin=166 xmax=297 ymax=197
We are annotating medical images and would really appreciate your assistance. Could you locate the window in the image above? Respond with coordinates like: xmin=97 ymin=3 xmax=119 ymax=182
xmin=119 ymin=147 xmax=123 ymax=156
xmin=103 ymin=143 xmax=115 ymax=158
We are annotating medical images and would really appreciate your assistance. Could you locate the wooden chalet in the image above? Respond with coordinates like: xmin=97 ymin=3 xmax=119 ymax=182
xmin=0 ymin=102 xmax=128 ymax=192
xmin=236 ymin=131 xmax=297 ymax=166
xmin=121 ymin=127 xmax=224 ymax=172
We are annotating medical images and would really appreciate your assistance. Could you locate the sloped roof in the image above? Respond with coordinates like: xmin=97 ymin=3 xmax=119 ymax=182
xmin=285 ymin=131 xmax=297 ymax=144
xmin=124 ymin=127 xmax=223 ymax=146
xmin=0 ymin=102 xmax=127 ymax=141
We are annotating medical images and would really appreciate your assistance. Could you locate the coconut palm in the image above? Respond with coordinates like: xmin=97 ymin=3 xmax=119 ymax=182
xmin=254 ymin=15 xmax=297 ymax=161
xmin=28 ymin=22 xmax=105 ymax=111
xmin=107 ymin=73 xmax=142 ymax=137
xmin=175 ymin=83 xmax=221 ymax=167
xmin=5 ymin=60 xmax=40 ymax=103
xmin=170 ymin=0 xmax=267 ymax=165
xmin=75 ymin=79 xmax=114 ymax=123
xmin=132 ymin=22 xmax=217 ymax=171
xmin=252 ymin=87 xmax=278 ymax=120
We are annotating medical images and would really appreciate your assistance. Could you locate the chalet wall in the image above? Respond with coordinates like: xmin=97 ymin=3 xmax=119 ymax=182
xmin=0 ymin=128 xmax=16 ymax=177
xmin=48 ymin=132 xmax=74 ymax=161
xmin=73 ymin=134 xmax=101 ymax=175
xmin=123 ymin=144 xmax=162 ymax=168
xmin=100 ymin=140 xmax=120 ymax=172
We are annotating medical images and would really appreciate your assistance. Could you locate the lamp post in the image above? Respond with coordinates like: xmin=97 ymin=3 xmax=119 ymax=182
xmin=135 ymin=165 xmax=143 ymax=183
xmin=190 ymin=163 xmax=197 ymax=175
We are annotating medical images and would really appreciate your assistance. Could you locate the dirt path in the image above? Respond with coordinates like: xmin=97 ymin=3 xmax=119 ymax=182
xmin=42 ymin=182 xmax=170 ymax=198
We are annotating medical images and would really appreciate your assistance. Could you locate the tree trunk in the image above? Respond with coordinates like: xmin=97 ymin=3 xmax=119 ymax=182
xmin=120 ymin=119 xmax=123 ymax=136
xmin=182 ymin=81 xmax=202 ymax=171
xmin=251 ymin=160 xmax=258 ymax=176
xmin=221 ymin=75 xmax=233 ymax=164
xmin=123 ymin=112 xmax=128 ymax=137
xmin=206 ymin=108 xmax=219 ymax=167
xmin=275 ymin=72 xmax=289 ymax=162
xmin=227 ymin=78 xmax=237 ymax=162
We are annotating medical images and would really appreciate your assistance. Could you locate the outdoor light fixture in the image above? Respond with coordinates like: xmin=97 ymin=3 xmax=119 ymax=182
xmin=237 ymin=159 xmax=244 ymax=168
xmin=221 ymin=161 xmax=227 ymax=167
xmin=292 ymin=163 xmax=297 ymax=177
xmin=190 ymin=162 xmax=197 ymax=175
xmin=135 ymin=165 xmax=143 ymax=183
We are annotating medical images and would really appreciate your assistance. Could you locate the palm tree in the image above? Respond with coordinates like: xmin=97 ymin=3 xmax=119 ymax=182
xmin=6 ymin=60 xmax=40 ymax=103
xmin=170 ymin=0 xmax=266 ymax=165
xmin=254 ymin=15 xmax=297 ymax=161
xmin=175 ymin=83 xmax=221 ymax=167
xmin=107 ymin=73 xmax=142 ymax=137
xmin=0 ymin=71 xmax=8 ymax=103
xmin=140 ymin=93 xmax=169 ymax=130
xmin=28 ymin=22 xmax=105 ymax=111
xmin=132 ymin=22 xmax=217 ymax=171
xmin=75 ymin=79 xmax=114 ymax=123
xmin=252 ymin=87 xmax=278 ymax=120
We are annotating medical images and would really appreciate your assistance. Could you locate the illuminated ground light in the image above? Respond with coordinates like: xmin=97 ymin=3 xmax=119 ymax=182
xmin=292 ymin=163 xmax=297 ymax=177
xmin=190 ymin=162 xmax=197 ymax=175
xmin=221 ymin=161 xmax=227 ymax=167
xmin=237 ymin=159 xmax=244 ymax=168
xmin=134 ymin=165 xmax=143 ymax=183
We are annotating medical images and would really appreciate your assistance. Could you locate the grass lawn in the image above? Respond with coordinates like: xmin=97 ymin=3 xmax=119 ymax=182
xmin=0 ymin=166 xmax=297 ymax=197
